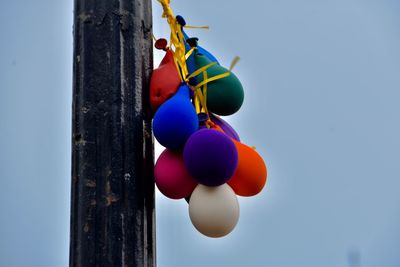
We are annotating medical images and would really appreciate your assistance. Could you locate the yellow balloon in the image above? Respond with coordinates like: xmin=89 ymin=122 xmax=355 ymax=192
xmin=189 ymin=184 xmax=240 ymax=238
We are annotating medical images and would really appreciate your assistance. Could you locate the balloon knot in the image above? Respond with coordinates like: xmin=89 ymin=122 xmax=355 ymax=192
xmin=186 ymin=37 xmax=199 ymax=48
xmin=198 ymin=113 xmax=209 ymax=126
xmin=188 ymin=77 xmax=197 ymax=86
xmin=154 ymin=38 xmax=168 ymax=51
xmin=176 ymin=15 xmax=186 ymax=26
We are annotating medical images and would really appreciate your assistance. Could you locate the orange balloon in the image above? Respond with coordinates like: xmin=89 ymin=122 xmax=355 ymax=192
xmin=228 ymin=140 xmax=267 ymax=197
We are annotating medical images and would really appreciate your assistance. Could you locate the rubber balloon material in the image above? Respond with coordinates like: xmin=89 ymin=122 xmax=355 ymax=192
xmin=209 ymin=113 xmax=240 ymax=141
xmin=150 ymin=49 xmax=181 ymax=112
xmin=182 ymin=29 xmax=219 ymax=77
xmin=155 ymin=149 xmax=198 ymax=199
xmin=194 ymin=52 xmax=244 ymax=115
xmin=183 ymin=30 xmax=197 ymax=75
xmin=183 ymin=128 xmax=238 ymax=186
xmin=228 ymin=140 xmax=267 ymax=196
xmin=189 ymin=184 xmax=240 ymax=238
xmin=153 ymin=84 xmax=199 ymax=150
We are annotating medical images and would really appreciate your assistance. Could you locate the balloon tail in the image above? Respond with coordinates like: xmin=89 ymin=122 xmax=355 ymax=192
xmin=229 ymin=56 xmax=240 ymax=71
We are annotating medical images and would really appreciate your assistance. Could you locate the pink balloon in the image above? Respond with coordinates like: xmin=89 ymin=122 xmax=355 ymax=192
xmin=155 ymin=149 xmax=198 ymax=199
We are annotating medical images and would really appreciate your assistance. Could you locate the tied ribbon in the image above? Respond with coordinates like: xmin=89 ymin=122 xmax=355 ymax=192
xmin=194 ymin=72 xmax=230 ymax=90
xmin=157 ymin=0 xmax=189 ymax=80
xmin=185 ymin=52 xmax=231 ymax=118
xmin=184 ymin=25 xmax=210 ymax=29
xmin=183 ymin=47 xmax=195 ymax=61
xmin=229 ymin=56 xmax=240 ymax=71
xmin=194 ymin=70 xmax=213 ymax=128
xmin=157 ymin=0 xmax=235 ymax=120
xmin=186 ymin=61 xmax=217 ymax=80
xmin=186 ymin=58 xmax=231 ymax=91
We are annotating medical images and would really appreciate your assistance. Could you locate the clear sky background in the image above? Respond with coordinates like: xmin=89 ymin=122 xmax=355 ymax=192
xmin=1 ymin=0 xmax=400 ymax=267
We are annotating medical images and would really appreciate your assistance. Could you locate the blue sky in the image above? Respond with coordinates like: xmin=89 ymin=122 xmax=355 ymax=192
xmin=1 ymin=0 xmax=400 ymax=266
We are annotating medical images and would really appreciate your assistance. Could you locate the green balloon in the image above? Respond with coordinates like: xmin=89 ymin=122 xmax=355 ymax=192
xmin=194 ymin=52 xmax=244 ymax=116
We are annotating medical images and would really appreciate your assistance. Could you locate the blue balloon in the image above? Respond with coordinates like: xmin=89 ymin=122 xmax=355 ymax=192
xmin=197 ymin=43 xmax=219 ymax=64
xmin=182 ymin=30 xmax=219 ymax=67
xmin=153 ymin=83 xmax=199 ymax=150
xmin=182 ymin=30 xmax=197 ymax=75
xmin=176 ymin=15 xmax=219 ymax=76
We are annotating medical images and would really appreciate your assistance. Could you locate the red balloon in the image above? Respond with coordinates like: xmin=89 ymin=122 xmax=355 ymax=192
xmin=150 ymin=49 xmax=182 ymax=112
xmin=155 ymin=149 xmax=198 ymax=199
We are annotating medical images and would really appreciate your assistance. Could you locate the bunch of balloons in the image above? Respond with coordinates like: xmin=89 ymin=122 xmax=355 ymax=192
xmin=151 ymin=0 xmax=267 ymax=238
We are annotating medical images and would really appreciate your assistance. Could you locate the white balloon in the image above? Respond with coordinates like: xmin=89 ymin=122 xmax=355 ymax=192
xmin=189 ymin=184 xmax=240 ymax=238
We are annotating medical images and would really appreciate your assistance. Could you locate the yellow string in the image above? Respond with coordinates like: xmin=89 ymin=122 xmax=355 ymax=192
xmin=157 ymin=0 xmax=229 ymax=118
xmin=184 ymin=47 xmax=195 ymax=60
xmin=194 ymin=89 xmax=201 ymax=113
xmin=229 ymin=56 xmax=240 ymax=71
xmin=157 ymin=0 xmax=189 ymax=80
xmin=202 ymin=71 xmax=209 ymax=115
xmin=152 ymin=33 xmax=157 ymax=42
xmin=184 ymin=25 xmax=210 ymax=29
xmin=194 ymin=72 xmax=230 ymax=89
xmin=197 ymin=89 xmax=205 ymax=113
xmin=186 ymin=62 xmax=217 ymax=80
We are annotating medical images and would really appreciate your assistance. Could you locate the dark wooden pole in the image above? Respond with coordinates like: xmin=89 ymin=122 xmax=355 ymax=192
xmin=70 ymin=0 xmax=155 ymax=266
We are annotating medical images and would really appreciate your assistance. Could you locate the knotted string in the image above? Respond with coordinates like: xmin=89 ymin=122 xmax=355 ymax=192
xmin=157 ymin=0 xmax=236 ymax=123
xmin=157 ymin=0 xmax=189 ymax=80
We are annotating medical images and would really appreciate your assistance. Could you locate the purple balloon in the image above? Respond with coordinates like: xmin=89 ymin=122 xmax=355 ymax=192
xmin=209 ymin=113 xmax=240 ymax=141
xmin=183 ymin=128 xmax=238 ymax=186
